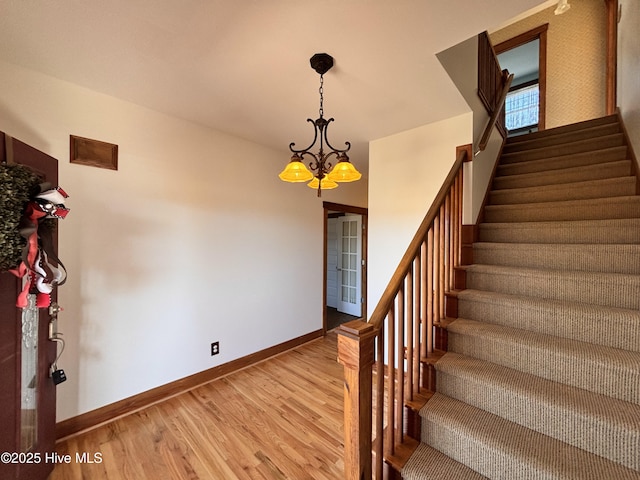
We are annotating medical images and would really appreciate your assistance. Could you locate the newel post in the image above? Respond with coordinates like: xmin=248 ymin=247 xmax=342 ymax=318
xmin=337 ymin=319 xmax=377 ymax=480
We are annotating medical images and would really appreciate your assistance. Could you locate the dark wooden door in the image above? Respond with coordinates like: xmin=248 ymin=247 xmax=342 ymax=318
xmin=0 ymin=133 xmax=58 ymax=480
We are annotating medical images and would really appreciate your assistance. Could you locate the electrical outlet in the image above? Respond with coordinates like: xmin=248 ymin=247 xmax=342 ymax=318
xmin=211 ymin=341 xmax=219 ymax=356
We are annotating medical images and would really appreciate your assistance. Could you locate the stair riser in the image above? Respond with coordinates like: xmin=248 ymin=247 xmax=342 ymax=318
xmin=489 ymin=178 xmax=636 ymax=205
xmin=506 ymin=115 xmax=618 ymax=145
xmin=484 ymin=198 xmax=640 ymax=223
xmin=501 ymin=134 xmax=625 ymax=164
xmin=457 ymin=292 xmax=640 ymax=352
xmin=497 ymin=147 xmax=628 ymax=176
xmin=493 ymin=161 xmax=632 ymax=190
xmin=478 ymin=220 xmax=640 ymax=244
xmin=472 ymin=244 xmax=640 ymax=274
xmin=436 ymin=369 xmax=640 ymax=470
xmin=447 ymin=329 xmax=640 ymax=404
xmin=503 ymin=123 xmax=622 ymax=154
xmin=465 ymin=268 xmax=640 ymax=309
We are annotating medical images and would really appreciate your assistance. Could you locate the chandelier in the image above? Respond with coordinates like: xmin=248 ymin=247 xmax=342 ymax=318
xmin=279 ymin=53 xmax=361 ymax=197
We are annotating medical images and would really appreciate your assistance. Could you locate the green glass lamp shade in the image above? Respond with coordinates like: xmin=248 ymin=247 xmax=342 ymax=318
xmin=279 ymin=156 xmax=313 ymax=183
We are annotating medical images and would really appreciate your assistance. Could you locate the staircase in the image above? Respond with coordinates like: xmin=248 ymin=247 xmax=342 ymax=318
xmin=403 ymin=115 xmax=640 ymax=479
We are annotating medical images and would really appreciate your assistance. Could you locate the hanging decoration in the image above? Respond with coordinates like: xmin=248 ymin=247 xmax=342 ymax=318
xmin=0 ymin=163 xmax=40 ymax=272
xmin=1 ymin=162 xmax=70 ymax=308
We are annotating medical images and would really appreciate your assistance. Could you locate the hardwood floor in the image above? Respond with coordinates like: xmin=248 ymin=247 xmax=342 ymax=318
xmin=50 ymin=332 xmax=345 ymax=480
xmin=326 ymin=307 xmax=360 ymax=331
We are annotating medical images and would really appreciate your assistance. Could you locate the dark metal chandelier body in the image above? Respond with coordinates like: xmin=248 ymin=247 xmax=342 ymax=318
xmin=279 ymin=53 xmax=361 ymax=197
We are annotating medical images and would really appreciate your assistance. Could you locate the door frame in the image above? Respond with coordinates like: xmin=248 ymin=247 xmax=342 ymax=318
xmin=494 ymin=24 xmax=548 ymax=131
xmin=605 ymin=0 xmax=618 ymax=115
xmin=322 ymin=202 xmax=368 ymax=334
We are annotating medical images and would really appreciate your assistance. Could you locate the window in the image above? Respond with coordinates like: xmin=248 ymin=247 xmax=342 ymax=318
xmin=505 ymin=83 xmax=539 ymax=131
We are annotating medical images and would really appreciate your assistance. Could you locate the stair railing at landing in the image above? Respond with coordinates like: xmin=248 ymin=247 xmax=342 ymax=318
xmin=337 ymin=145 xmax=470 ymax=480
xmin=476 ymin=30 xmax=513 ymax=154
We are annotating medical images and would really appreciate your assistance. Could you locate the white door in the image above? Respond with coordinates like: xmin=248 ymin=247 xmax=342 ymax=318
xmin=337 ymin=215 xmax=362 ymax=317
xmin=326 ymin=218 xmax=338 ymax=308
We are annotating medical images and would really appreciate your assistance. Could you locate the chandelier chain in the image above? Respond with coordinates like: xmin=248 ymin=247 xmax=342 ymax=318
xmin=319 ymin=74 xmax=324 ymax=118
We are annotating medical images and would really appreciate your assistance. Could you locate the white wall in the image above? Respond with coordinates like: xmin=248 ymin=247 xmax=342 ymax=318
xmin=0 ymin=60 xmax=367 ymax=421
xmin=367 ymin=113 xmax=472 ymax=317
xmin=617 ymin=0 xmax=640 ymax=158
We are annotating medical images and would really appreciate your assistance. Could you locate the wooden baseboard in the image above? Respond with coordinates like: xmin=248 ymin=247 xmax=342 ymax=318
xmin=56 ymin=329 xmax=324 ymax=441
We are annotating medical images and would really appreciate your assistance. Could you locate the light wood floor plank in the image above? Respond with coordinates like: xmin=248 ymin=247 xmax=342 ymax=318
xmin=50 ymin=332 xmax=345 ymax=479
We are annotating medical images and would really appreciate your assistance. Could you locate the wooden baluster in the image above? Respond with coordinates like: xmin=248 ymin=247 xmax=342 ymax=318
xmin=375 ymin=331 xmax=384 ymax=480
xmin=420 ymin=240 xmax=427 ymax=352
xmin=396 ymin=284 xmax=405 ymax=445
xmin=433 ymin=217 xmax=440 ymax=336
xmin=444 ymin=193 xmax=450 ymax=294
xmin=427 ymin=226 xmax=434 ymax=356
xmin=414 ymin=254 xmax=421 ymax=396
xmin=450 ymin=183 xmax=457 ymax=288
xmin=458 ymin=170 xmax=464 ymax=266
xmin=406 ymin=267 xmax=414 ymax=401
xmin=456 ymin=177 xmax=460 ymax=268
xmin=337 ymin=320 xmax=377 ymax=480
xmin=439 ymin=206 xmax=446 ymax=321
xmin=386 ymin=307 xmax=395 ymax=457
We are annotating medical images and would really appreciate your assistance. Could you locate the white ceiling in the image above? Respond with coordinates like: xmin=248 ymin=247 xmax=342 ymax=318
xmin=0 ymin=0 xmax=546 ymax=170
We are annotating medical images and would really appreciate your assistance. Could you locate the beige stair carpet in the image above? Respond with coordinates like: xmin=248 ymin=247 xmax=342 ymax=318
xmin=403 ymin=115 xmax=640 ymax=480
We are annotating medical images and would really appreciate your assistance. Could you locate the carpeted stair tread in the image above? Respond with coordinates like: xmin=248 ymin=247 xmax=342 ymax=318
xmin=506 ymin=114 xmax=618 ymax=145
xmin=402 ymin=443 xmax=488 ymax=480
xmin=472 ymin=242 xmax=640 ymax=274
xmin=483 ymin=195 xmax=640 ymax=223
xmin=436 ymin=352 xmax=640 ymax=470
xmin=478 ymin=218 xmax=640 ymax=244
xmin=456 ymin=289 xmax=640 ymax=352
xmin=502 ymin=122 xmax=622 ymax=154
xmin=489 ymin=176 xmax=636 ymax=205
xmin=500 ymin=133 xmax=625 ymax=164
xmin=465 ymin=263 xmax=640 ymax=309
xmin=447 ymin=319 xmax=640 ymax=404
xmin=496 ymin=146 xmax=628 ymax=176
xmin=419 ymin=393 xmax=640 ymax=480
xmin=492 ymin=159 xmax=632 ymax=189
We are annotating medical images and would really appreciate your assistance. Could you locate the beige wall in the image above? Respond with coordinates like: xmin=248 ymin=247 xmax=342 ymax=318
xmin=491 ymin=0 xmax=608 ymax=129
xmin=367 ymin=113 xmax=472 ymax=317
xmin=0 ymin=60 xmax=367 ymax=421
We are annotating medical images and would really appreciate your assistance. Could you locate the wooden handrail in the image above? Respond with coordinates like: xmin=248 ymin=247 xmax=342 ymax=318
xmin=477 ymin=70 xmax=514 ymax=153
xmin=368 ymin=146 xmax=469 ymax=331
xmin=339 ymin=32 xmax=509 ymax=480
xmin=338 ymin=145 xmax=468 ymax=480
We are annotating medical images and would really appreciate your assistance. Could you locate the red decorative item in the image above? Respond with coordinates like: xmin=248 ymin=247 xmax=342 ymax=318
xmin=9 ymin=185 xmax=69 ymax=308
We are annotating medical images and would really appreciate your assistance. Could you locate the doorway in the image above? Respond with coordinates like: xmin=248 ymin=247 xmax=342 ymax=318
xmin=323 ymin=202 xmax=367 ymax=332
xmin=495 ymin=24 xmax=548 ymax=134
